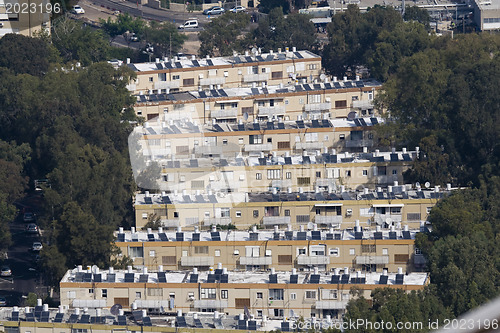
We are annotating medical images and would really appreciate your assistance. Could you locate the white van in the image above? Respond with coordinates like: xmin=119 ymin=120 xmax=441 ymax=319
xmin=178 ymin=18 xmax=199 ymax=29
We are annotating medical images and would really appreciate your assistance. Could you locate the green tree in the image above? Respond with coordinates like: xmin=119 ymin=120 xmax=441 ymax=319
xmin=199 ymin=12 xmax=251 ymax=57
xmin=142 ymin=21 xmax=188 ymax=57
xmin=259 ymin=0 xmax=290 ymax=14
xmin=404 ymin=5 xmax=431 ymax=30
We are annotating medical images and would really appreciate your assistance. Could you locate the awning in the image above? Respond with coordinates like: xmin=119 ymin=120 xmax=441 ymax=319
xmin=372 ymin=204 xmax=404 ymax=208
xmin=215 ymin=100 xmax=240 ymax=103
xmin=314 ymin=203 xmax=343 ymax=207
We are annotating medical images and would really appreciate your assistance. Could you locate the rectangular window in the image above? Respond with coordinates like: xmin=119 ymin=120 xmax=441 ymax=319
xmin=256 ymin=292 xmax=263 ymax=299
xmin=136 ymin=292 xmax=141 ymax=299
xmin=305 ymin=291 xmax=317 ymax=299
xmin=253 ymin=210 xmax=259 ymax=218
xmin=215 ymin=250 xmax=221 ymax=257
xmin=377 ymin=166 xmax=387 ymax=176
xmin=158 ymin=73 xmax=167 ymax=81
xmin=394 ymin=254 xmax=410 ymax=263
xmin=162 ymin=256 xmax=176 ymax=265
xmin=242 ymin=106 xmax=254 ymax=115
xmin=278 ymin=255 xmax=292 ymax=264
xmin=298 ymin=248 xmax=306 ymax=255
xmin=309 ymin=94 xmax=321 ymax=104
xmin=89 ymin=289 xmax=94 ymax=294
xmin=269 ymin=289 xmax=284 ymax=300
xmin=363 ymin=170 xmax=368 ymax=176
xmin=256 ymin=173 xmax=262 ymax=180
xmin=407 ymin=213 xmax=421 ymax=221
xmin=102 ymin=289 xmax=107 ymax=298
xmin=382 ymin=248 xmax=388 ymax=255
xmin=183 ymin=78 xmax=194 ymax=86
xmin=195 ymin=246 xmax=209 ymax=254
xmin=236 ymin=211 xmax=242 ymax=217
xmin=277 ymin=141 xmax=290 ymax=149
xmin=290 ymin=293 xmax=297 ymax=300
xmin=329 ymin=248 xmax=339 ymax=256
xmin=200 ymin=288 xmax=217 ymax=299
xmin=221 ymin=290 xmax=228 ymax=299
xmin=176 ymin=145 xmax=189 ymax=154
xmin=392 ymin=169 xmax=397 ymax=175
xmin=272 ymin=71 xmax=283 ymax=79
xmin=149 ymin=250 xmax=156 ymax=257
xmin=362 ymin=245 xmax=376 ymax=253
xmin=265 ymin=206 xmax=279 ymax=217
xmin=335 ymin=100 xmax=347 ymax=108
xmin=297 ymin=177 xmax=310 ymax=185
xmin=316 ymin=171 xmax=321 ymax=178
xmin=267 ymin=169 xmax=281 ymax=180
xmin=129 ymin=247 xmax=144 ymax=258
xmin=191 ymin=180 xmax=205 ymax=188
xmin=249 ymin=135 xmax=263 ymax=144
xmin=235 ymin=298 xmax=250 ymax=309
xmin=349 ymin=248 xmax=355 ymax=255
xmin=296 ymin=215 xmax=310 ymax=223
xmin=221 ymin=208 xmax=230 ymax=218
xmin=284 ymin=209 xmax=290 ymax=216
xmin=147 ymin=288 xmax=163 ymax=296
xmin=172 ymin=75 xmax=180 ymax=80
xmin=286 ymin=172 xmax=292 ymax=179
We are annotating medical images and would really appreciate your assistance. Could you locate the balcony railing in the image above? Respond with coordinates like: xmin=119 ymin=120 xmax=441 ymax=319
xmin=315 ymin=215 xmax=342 ymax=226
xmin=352 ymin=100 xmax=374 ymax=109
xmin=154 ymin=80 xmax=180 ymax=90
xmin=271 ymin=180 xmax=292 ymax=189
xmin=211 ymin=109 xmax=238 ymax=119
xmin=315 ymin=179 xmax=335 ymax=187
xmin=204 ymin=217 xmax=232 ymax=226
xmin=295 ymin=142 xmax=325 ymax=150
xmin=258 ymin=106 xmax=286 ymax=117
xmin=345 ymin=139 xmax=374 ymax=148
xmin=315 ymin=300 xmax=349 ymax=310
xmin=304 ymin=102 xmax=331 ymax=112
xmin=161 ymin=219 xmax=181 ymax=227
xmin=374 ymin=214 xmax=402 ymax=225
xmin=194 ymin=146 xmax=223 ymax=155
xmin=355 ymin=255 xmax=389 ymax=265
xmin=181 ymin=256 xmax=214 ymax=266
xmin=262 ymin=216 xmax=291 ymax=225
xmin=297 ymin=256 xmax=330 ymax=265
xmin=239 ymin=256 xmax=272 ymax=265
xmin=244 ymin=143 xmax=273 ymax=152
xmin=194 ymin=300 xmax=228 ymax=309
xmin=243 ymin=73 xmax=268 ymax=82
xmin=200 ymin=77 xmax=225 ymax=86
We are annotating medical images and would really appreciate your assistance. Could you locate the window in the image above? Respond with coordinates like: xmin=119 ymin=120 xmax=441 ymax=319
xmin=273 ymin=309 xmax=284 ymax=317
xmin=147 ymin=288 xmax=163 ymax=296
xmin=149 ymin=77 xmax=153 ymax=82
xmin=352 ymin=95 xmax=359 ymax=101
xmin=329 ymin=248 xmax=339 ymax=256
xmin=362 ymin=245 xmax=376 ymax=253
xmin=392 ymin=169 xmax=397 ymax=175
xmin=296 ymin=215 xmax=310 ymax=223
xmin=382 ymin=248 xmax=388 ymax=255
xmin=102 ymin=289 xmax=107 ymax=298
xmin=284 ymin=209 xmax=290 ymax=216
xmin=339 ymin=134 xmax=345 ymax=140
xmin=183 ymin=78 xmax=194 ymax=86
xmin=316 ymin=171 xmax=321 ymax=177
xmin=267 ymin=169 xmax=281 ymax=180
xmin=191 ymin=180 xmax=205 ymax=188
xmin=222 ymin=139 xmax=228 ymax=145
xmin=298 ymin=248 xmax=306 ymax=255
xmin=149 ymin=250 xmax=156 ymax=257
xmin=363 ymin=170 xmax=368 ymax=176
xmin=162 ymin=256 xmax=176 ymax=265
xmin=238 ymin=138 xmax=244 ymax=144
xmin=426 ymin=207 xmax=432 ymax=214
xmin=335 ymin=100 xmax=347 ymax=108
xmin=89 ymin=289 xmax=94 ymax=294
xmin=257 ymin=310 xmax=263 ymax=317
xmin=215 ymin=250 xmax=221 ymax=257
xmin=309 ymin=94 xmax=321 ymax=104
xmin=272 ymin=71 xmax=283 ymax=79
xmin=297 ymin=177 xmax=310 ymax=185
xmin=267 ymin=137 xmax=272 ymax=143
xmin=253 ymin=210 xmax=259 ymax=218
xmin=316 ymin=209 xmax=321 ymax=215
xmin=407 ymin=213 xmax=421 ymax=221
xmin=142 ymin=213 xmax=148 ymax=219
xmin=305 ymin=291 xmax=316 ymax=299
xmin=290 ymin=293 xmax=297 ymax=300
xmin=278 ymin=255 xmax=292 ymax=264
xmin=136 ymin=292 xmax=141 ymax=299
xmin=265 ymin=206 xmax=279 ymax=217
xmin=415 ymin=248 xmax=422 ymax=255
xmin=249 ymin=135 xmax=263 ymax=144
xmin=220 ymin=104 xmax=225 ymax=110
xmin=231 ymin=102 xmax=238 ymax=108
xmin=349 ymin=248 xmax=355 ymax=255
xmin=257 ymin=101 xmax=265 ymax=107
xmin=345 ymin=170 xmax=351 ymax=177
xmin=129 ymin=247 xmax=144 ymax=258
xmin=236 ymin=211 xmax=242 ymax=217
xmin=172 ymin=75 xmax=180 ymax=80
xmin=158 ymin=73 xmax=167 ymax=81
xmin=173 ymin=211 xmax=179 ymax=217
xmin=394 ymin=254 xmax=410 ymax=263
xmin=195 ymin=246 xmax=209 ymax=254
xmin=377 ymin=166 xmax=387 ymax=175
xmin=221 ymin=290 xmax=228 ymax=299
xmin=269 ymin=289 xmax=284 ymax=300
xmin=256 ymin=292 xmax=263 ymax=299
xmin=286 ymin=172 xmax=292 ymax=179
xmin=201 ymin=288 xmax=217 ymax=299
xmin=242 ymin=106 xmax=254 ymax=114
xmin=256 ymin=173 xmax=262 ymax=180
xmin=390 ymin=207 xmax=402 ymax=215
xmin=182 ymin=250 xmax=188 ymax=257
xmin=221 ymin=208 xmax=230 ymax=217
xmin=67 ymin=291 xmax=76 ymax=299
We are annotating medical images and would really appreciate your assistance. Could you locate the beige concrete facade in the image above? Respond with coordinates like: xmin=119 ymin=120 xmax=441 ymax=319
xmin=0 ymin=0 xmax=51 ymax=37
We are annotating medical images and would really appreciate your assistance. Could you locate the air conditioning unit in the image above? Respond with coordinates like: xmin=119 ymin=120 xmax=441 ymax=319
xmin=346 ymin=209 xmax=353 ymax=216
xmin=188 ymin=296 xmax=195 ymax=301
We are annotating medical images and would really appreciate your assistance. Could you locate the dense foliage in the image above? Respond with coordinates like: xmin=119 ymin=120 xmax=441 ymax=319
xmin=0 ymin=33 xmax=136 ymax=286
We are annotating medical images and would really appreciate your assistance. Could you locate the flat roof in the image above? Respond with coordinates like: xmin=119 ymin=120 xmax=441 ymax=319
xmin=128 ymin=50 xmax=321 ymax=72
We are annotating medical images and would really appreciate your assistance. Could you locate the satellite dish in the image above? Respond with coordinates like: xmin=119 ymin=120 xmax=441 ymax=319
xmin=424 ymin=182 xmax=431 ymax=188
xmin=320 ymin=74 xmax=326 ymax=82
xmin=385 ymin=217 xmax=393 ymax=226
xmin=415 ymin=182 xmax=421 ymax=188
xmin=110 ymin=304 xmax=123 ymax=316
xmin=347 ymin=111 xmax=357 ymax=121
xmin=243 ymin=112 xmax=248 ymax=120
xmin=251 ymin=47 xmax=258 ymax=55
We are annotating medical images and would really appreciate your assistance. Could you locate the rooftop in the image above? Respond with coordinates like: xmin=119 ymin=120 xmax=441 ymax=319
xmin=128 ymin=50 xmax=320 ymax=72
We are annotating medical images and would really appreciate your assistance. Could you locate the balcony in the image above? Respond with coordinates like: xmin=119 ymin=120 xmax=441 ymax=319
xmin=271 ymin=179 xmax=292 ymax=189
xmin=352 ymin=100 xmax=374 ymax=109
xmin=345 ymin=139 xmax=374 ymax=148
xmin=262 ymin=216 xmax=291 ymax=225
xmin=185 ymin=217 xmax=200 ymax=226
xmin=315 ymin=179 xmax=335 ymax=187
xmin=154 ymin=80 xmax=180 ymax=90
xmin=414 ymin=254 xmax=427 ymax=265
xmin=315 ymin=215 xmax=342 ymax=226
xmin=194 ymin=300 xmax=228 ymax=309
xmin=239 ymin=256 xmax=272 ymax=265
xmin=258 ymin=106 xmax=286 ymax=117
xmin=304 ymin=103 xmax=331 ymax=112
xmin=315 ymin=300 xmax=349 ymax=310
xmin=374 ymin=214 xmax=402 ymax=225
xmin=161 ymin=219 xmax=181 ymax=227
xmin=211 ymin=109 xmax=238 ymax=119
xmin=297 ymin=256 xmax=330 ymax=265
xmin=208 ymin=181 xmax=238 ymax=192
xmin=200 ymin=77 xmax=225 ymax=86
xmin=295 ymin=142 xmax=325 ymax=150
xmin=355 ymin=255 xmax=389 ymax=265
xmin=244 ymin=143 xmax=273 ymax=152
xmin=135 ymin=300 xmax=170 ymax=309
xmin=72 ymin=299 xmax=107 ymax=308
xmin=243 ymin=73 xmax=268 ymax=82
xmin=194 ymin=146 xmax=223 ymax=155
xmin=181 ymin=256 xmax=214 ymax=266
xmin=204 ymin=217 xmax=232 ymax=226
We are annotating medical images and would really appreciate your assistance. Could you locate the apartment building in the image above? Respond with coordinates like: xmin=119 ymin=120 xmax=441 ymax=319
xmin=133 ymin=78 xmax=379 ymax=123
xmin=59 ymin=266 xmax=429 ymax=319
xmin=134 ymin=186 xmax=450 ymax=230
xmin=114 ymin=226 xmax=426 ymax=273
xmin=0 ymin=0 xmax=51 ymax=37
xmin=126 ymin=49 xmax=322 ymax=96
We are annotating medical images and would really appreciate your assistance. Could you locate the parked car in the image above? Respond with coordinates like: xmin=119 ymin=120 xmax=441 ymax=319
xmin=23 ymin=212 xmax=35 ymax=222
xmin=26 ymin=223 xmax=39 ymax=234
xmin=0 ymin=296 xmax=7 ymax=306
xmin=32 ymin=242 xmax=43 ymax=251
xmin=203 ymin=6 xmax=225 ymax=15
xmin=0 ymin=266 xmax=11 ymax=277
xmin=71 ymin=5 xmax=85 ymax=14
xmin=229 ymin=5 xmax=246 ymax=12
xmin=178 ymin=18 xmax=199 ymax=29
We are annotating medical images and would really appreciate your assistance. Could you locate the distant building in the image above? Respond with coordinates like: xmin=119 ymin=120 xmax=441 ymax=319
xmin=473 ymin=0 xmax=500 ymax=30
xmin=0 ymin=0 xmax=51 ymax=37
